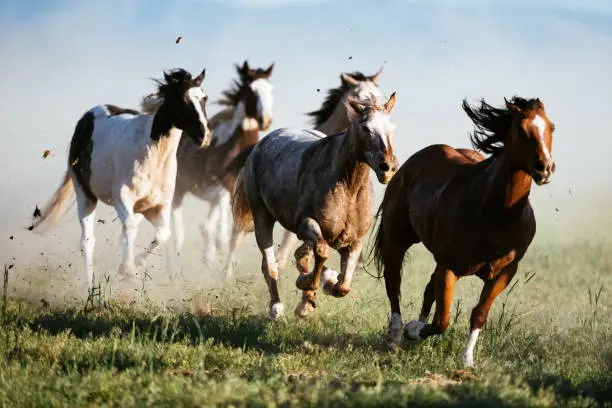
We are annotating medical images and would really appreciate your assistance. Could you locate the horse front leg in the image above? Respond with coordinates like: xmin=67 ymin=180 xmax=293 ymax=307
xmin=137 ymin=206 xmax=172 ymax=270
xmin=171 ymin=191 xmax=186 ymax=257
xmin=460 ymin=263 xmax=518 ymax=368
xmin=321 ymin=241 xmax=363 ymax=298
xmin=293 ymin=243 xmax=317 ymax=317
xmin=295 ymin=217 xmax=328 ymax=292
xmin=223 ymin=226 xmax=245 ymax=282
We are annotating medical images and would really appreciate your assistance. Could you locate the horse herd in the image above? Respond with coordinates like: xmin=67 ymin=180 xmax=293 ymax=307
xmin=31 ymin=61 xmax=556 ymax=368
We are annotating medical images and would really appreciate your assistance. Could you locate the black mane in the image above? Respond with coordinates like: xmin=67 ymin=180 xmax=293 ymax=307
xmin=463 ymin=96 xmax=540 ymax=156
xmin=154 ymin=68 xmax=193 ymax=97
xmin=307 ymin=72 xmax=371 ymax=128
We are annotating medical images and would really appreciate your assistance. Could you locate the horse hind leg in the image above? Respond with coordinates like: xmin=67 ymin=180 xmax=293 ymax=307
xmin=405 ymin=266 xmax=457 ymax=342
xmin=460 ymin=263 xmax=518 ymax=368
xmin=253 ymin=212 xmax=283 ymax=321
xmin=223 ymin=226 xmax=245 ymax=282
xmin=75 ymin=186 xmax=97 ymax=291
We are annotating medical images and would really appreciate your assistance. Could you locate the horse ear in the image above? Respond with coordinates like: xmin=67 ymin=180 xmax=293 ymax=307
xmin=505 ymin=97 xmax=522 ymax=115
xmin=536 ymin=98 xmax=545 ymax=110
xmin=264 ymin=62 xmax=275 ymax=77
xmin=341 ymin=73 xmax=359 ymax=87
xmin=347 ymin=97 xmax=365 ymax=115
xmin=384 ymin=92 xmax=396 ymax=113
xmin=370 ymin=67 xmax=383 ymax=85
xmin=192 ymin=69 xmax=206 ymax=87
xmin=163 ymin=71 xmax=174 ymax=85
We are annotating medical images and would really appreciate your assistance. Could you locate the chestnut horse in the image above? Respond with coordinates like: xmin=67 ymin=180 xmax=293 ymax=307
xmin=232 ymin=93 xmax=398 ymax=320
xmin=371 ymin=96 xmax=555 ymax=367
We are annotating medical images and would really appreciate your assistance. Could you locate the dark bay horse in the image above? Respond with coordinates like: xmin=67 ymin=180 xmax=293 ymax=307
xmin=232 ymin=93 xmax=398 ymax=320
xmin=371 ymin=96 xmax=555 ymax=367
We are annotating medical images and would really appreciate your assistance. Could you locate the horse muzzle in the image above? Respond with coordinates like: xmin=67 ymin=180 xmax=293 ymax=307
xmin=259 ymin=114 xmax=273 ymax=131
xmin=532 ymin=159 xmax=555 ymax=186
xmin=200 ymin=128 xmax=213 ymax=148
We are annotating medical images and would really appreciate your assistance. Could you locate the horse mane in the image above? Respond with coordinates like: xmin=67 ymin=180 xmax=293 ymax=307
xmin=218 ymin=66 xmax=269 ymax=107
xmin=140 ymin=68 xmax=195 ymax=113
xmin=463 ymin=96 xmax=540 ymax=156
xmin=307 ymin=71 xmax=371 ymax=128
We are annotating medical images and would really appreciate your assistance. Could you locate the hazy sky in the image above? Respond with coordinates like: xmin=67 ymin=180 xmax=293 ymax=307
xmin=1 ymin=0 xmax=611 ymax=262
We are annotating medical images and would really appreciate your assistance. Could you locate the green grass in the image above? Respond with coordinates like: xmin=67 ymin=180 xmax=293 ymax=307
xmin=1 ymin=218 xmax=611 ymax=407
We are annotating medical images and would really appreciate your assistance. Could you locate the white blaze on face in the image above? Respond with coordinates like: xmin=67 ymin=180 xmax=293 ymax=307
xmin=187 ymin=86 xmax=208 ymax=131
xmin=366 ymin=110 xmax=396 ymax=149
xmin=532 ymin=114 xmax=551 ymax=161
xmin=251 ymin=78 xmax=274 ymax=120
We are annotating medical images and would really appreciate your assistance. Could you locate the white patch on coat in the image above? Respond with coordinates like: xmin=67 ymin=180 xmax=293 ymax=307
xmin=187 ymin=86 xmax=209 ymax=131
xmin=532 ymin=115 xmax=551 ymax=161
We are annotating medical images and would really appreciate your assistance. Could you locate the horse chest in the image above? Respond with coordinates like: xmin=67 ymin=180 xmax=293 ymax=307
xmin=319 ymin=190 xmax=371 ymax=249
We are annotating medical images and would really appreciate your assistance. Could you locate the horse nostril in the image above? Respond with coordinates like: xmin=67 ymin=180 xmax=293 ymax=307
xmin=551 ymin=161 xmax=556 ymax=173
xmin=379 ymin=162 xmax=390 ymax=172
xmin=534 ymin=160 xmax=545 ymax=172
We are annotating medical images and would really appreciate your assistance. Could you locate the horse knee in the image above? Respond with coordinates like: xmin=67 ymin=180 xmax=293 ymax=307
xmin=470 ymin=306 xmax=489 ymax=330
xmin=314 ymin=239 xmax=329 ymax=259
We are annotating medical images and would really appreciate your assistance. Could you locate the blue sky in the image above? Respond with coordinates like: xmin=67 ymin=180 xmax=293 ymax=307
xmin=0 ymin=0 xmax=611 ymax=260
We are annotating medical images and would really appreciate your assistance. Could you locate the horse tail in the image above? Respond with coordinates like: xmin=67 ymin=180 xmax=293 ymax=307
xmin=30 ymin=171 xmax=74 ymax=234
xmin=218 ymin=145 xmax=256 ymax=181
xmin=365 ymin=202 xmax=385 ymax=279
xmin=231 ymin=171 xmax=255 ymax=233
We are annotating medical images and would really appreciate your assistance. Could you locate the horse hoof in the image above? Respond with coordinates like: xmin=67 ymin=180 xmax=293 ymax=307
xmin=321 ymin=268 xmax=339 ymax=295
xmin=460 ymin=352 xmax=475 ymax=368
xmin=294 ymin=300 xmax=315 ymax=318
xmin=118 ymin=263 xmax=138 ymax=279
xmin=295 ymin=274 xmax=314 ymax=291
xmin=387 ymin=313 xmax=403 ymax=346
xmin=268 ymin=303 xmax=284 ymax=321
xmin=404 ymin=320 xmax=426 ymax=343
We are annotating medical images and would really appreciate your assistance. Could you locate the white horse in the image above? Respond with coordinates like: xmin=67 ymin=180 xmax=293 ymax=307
xmin=221 ymin=69 xmax=384 ymax=279
xmin=31 ymin=68 xmax=212 ymax=290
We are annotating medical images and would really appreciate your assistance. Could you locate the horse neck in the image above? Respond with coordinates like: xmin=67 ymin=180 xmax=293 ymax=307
xmin=149 ymin=103 xmax=183 ymax=153
xmin=482 ymin=150 xmax=533 ymax=212
xmin=332 ymin=123 xmax=370 ymax=191
xmin=214 ymin=102 xmax=248 ymax=146
xmin=315 ymin=100 xmax=349 ymax=134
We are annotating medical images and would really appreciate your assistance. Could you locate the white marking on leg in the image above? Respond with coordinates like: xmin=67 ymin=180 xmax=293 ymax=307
xmin=224 ymin=228 xmax=244 ymax=281
xmin=404 ymin=320 xmax=426 ymax=342
xmin=269 ymin=302 xmax=284 ymax=321
xmin=204 ymin=200 xmax=221 ymax=263
xmin=461 ymin=328 xmax=480 ymax=368
xmin=533 ymin=115 xmax=551 ymax=160
xmin=387 ymin=312 xmax=404 ymax=346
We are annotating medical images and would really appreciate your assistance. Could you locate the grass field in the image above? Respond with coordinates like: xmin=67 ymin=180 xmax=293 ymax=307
xmin=1 ymin=198 xmax=611 ymax=407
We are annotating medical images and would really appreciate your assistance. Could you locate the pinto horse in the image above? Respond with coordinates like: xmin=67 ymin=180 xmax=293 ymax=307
xmin=141 ymin=61 xmax=275 ymax=262
xmin=31 ymin=68 xmax=212 ymax=289
xmin=371 ymin=96 xmax=556 ymax=367
xmin=232 ymin=93 xmax=398 ymax=320
xmin=222 ymin=69 xmax=384 ymax=279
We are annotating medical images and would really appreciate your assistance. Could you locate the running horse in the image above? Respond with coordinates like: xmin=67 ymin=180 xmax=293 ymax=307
xmin=31 ymin=68 xmax=212 ymax=289
xmin=222 ymin=69 xmax=384 ymax=279
xmin=141 ymin=60 xmax=274 ymax=263
xmin=232 ymin=92 xmax=398 ymax=320
xmin=371 ymin=96 xmax=556 ymax=367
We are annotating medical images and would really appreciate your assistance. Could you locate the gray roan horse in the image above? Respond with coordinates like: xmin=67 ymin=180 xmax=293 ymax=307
xmin=222 ymin=69 xmax=384 ymax=280
xmin=231 ymin=92 xmax=398 ymax=320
